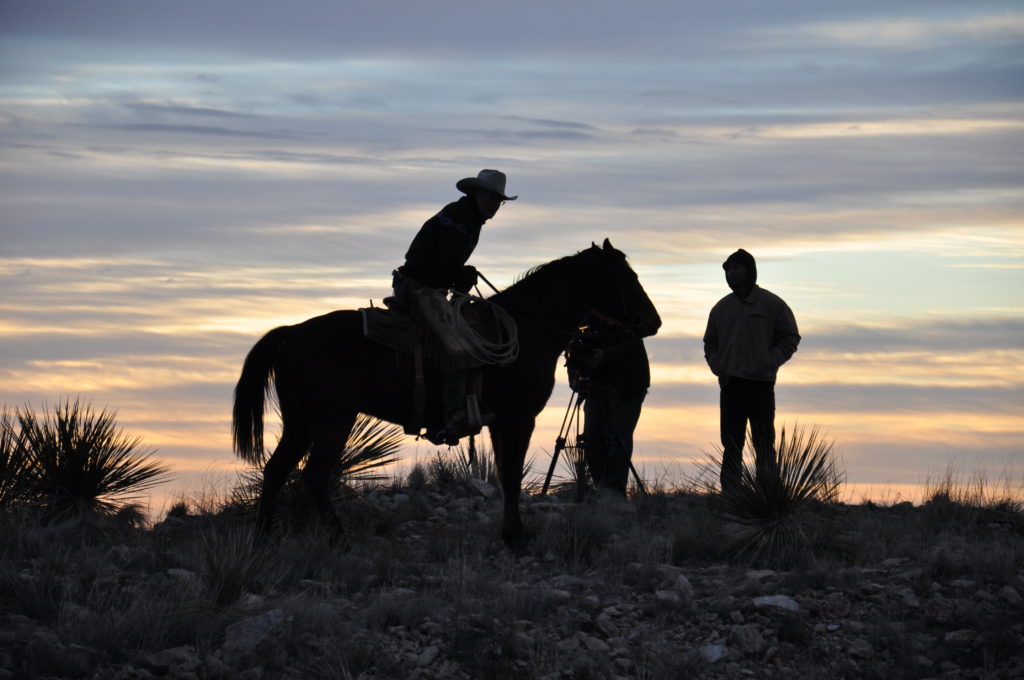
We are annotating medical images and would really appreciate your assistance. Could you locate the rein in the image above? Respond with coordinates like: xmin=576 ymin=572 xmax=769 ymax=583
xmin=477 ymin=254 xmax=638 ymax=341
xmin=477 ymin=269 xmax=580 ymax=340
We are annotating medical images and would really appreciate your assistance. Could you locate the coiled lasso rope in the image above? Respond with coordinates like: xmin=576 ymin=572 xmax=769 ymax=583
xmin=448 ymin=291 xmax=519 ymax=366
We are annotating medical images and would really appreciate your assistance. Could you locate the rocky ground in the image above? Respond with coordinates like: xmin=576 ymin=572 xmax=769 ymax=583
xmin=1 ymin=477 xmax=1022 ymax=679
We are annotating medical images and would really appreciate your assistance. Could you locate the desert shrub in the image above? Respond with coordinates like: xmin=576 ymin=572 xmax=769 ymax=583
xmin=709 ymin=424 xmax=845 ymax=564
xmin=10 ymin=399 xmax=169 ymax=521
xmin=196 ymin=526 xmax=273 ymax=607
xmin=0 ymin=409 xmax=37 ymax=510
xmin=531 ymin=502 xmax=618 ymax=571
xmin=230 ymin=414 xmax=404 ymax=523
xmin=363 ymin=591 xmax=446 ymax=630
xmin=425 ymin=438 xmax=498 ymax=488
xmin=406 ymin=463 xmax=428 ymax=489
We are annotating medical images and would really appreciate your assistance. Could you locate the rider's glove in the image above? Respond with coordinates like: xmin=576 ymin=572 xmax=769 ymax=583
xmin=454 ymin=265 xmax=478 ymax=293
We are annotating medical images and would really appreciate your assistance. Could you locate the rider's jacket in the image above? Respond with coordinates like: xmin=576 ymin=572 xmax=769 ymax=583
xmin=398 ymin=195 xmax=485 ymax=292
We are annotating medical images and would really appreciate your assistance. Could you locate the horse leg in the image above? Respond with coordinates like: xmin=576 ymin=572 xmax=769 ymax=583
xmin=490 ymin=419 xmax=535 ymax=550
xmin=302 ymin=413 xmax=357 ymax=534
xmin=257 ymin=428 xmax=310 ymax=536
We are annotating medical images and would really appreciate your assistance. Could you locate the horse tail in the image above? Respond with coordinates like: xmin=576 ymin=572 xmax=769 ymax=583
xmin=232 ymin=325 xmax=291 ymax=465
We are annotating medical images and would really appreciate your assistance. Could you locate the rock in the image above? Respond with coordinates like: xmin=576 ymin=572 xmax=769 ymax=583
xmin=824 ymin=592 xmax=851 ymax=617
xmin=544 ymin=588 xmax=573 ymax=603
xmin=752 ymin=595 xmax=800 ymax=612
xmin=417 ymin=645 xmax=440 ymax=667
xmin=220 ymin=609 xmax=291 ymax=670
xmin=468 ymin=478 xmax=496 ymax=498
xmin=655 ymin=590 xmax=681 ymax=605
xmin=25 ymin=632 xmax=93 ymax=677
xmin=848 ymin=638 xmax=874 ymax=660
xmin=549 ymin=573 xmax=593 ymax=590
xmin=145 ymin=646 xmax=201 ymax=676
xmin=672 ymin=574 xmax=695 ymax=598
xmin=895 ymin=587 xmax=920 ymax=608
xmin=107 ymin=666 xmax=157 ymax=680
xmin=700 ymin=644 xmax=727 ymax=663
xmin=944 ymin=629 xmax=977 ymax=647
xmin=60 ymin=602 xmax=92 ymax=622
xmin=595 ymin=613 xmax=618 ymax=637
xmin=729 ymin=624 xmax=765 ymax=655
xmin=974 ymin=588 xmax=996 ymax=602
xmin=999 ymin=585 xmax=1022 ymax=606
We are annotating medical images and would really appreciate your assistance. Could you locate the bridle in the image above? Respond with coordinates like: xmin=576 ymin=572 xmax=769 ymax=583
xmin=593 ymin=255 xmax=643 ymax=335
xmin=475 ymin=270 xmax=578 ymax=339
xmin=475 ymin=249 xmax=646 ymax=340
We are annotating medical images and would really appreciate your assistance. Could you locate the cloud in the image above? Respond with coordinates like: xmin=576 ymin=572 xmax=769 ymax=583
xmin=644 ymin=380 xmax=1024 ymax=416
xmin=808 ymin=318 xmax=1024 ymax=353
xmin=502 ymin=116 xmax=599 ymax=131
xmin=786 ymin=13 xmax=1024 ymax=49
xmin=72 ymin=123 xmax=299 ymax=139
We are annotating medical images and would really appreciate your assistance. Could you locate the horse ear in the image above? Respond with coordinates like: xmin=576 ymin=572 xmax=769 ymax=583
xmin=603 ymin=238 xmax=613 ymax=251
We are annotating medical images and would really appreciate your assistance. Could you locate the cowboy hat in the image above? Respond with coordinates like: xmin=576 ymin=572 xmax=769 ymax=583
xmin=456 ymin=169 xmax=518 ymax=200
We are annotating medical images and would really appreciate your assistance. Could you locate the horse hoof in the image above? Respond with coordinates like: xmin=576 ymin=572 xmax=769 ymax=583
xmin=502 ymin=526 xmax=530 ymax=553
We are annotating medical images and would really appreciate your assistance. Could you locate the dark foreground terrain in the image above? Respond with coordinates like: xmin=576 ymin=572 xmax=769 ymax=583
xmin=1 ymin=474 xmax=1022 ymax=680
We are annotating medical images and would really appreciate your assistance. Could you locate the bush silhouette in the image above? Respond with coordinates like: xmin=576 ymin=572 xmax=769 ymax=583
xmin=710 ymin=424 xmax=845 ymax=563
xmin=231 ymin=413 xmax=404 ymax=516
xmin=10 ymin=398 xmax=170 ymax=520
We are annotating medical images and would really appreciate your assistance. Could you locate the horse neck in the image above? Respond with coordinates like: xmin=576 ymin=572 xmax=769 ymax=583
xmin=493 ymin=262 xmax=592 ymax=346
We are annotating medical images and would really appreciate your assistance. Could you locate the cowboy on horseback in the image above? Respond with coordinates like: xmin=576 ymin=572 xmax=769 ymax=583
xmin=387 ymin=169 xmax=517 ymax=445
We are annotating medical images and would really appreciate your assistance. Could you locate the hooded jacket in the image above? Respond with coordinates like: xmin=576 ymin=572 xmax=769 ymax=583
xmin=703 ymin=250 xmax=800 ymax=385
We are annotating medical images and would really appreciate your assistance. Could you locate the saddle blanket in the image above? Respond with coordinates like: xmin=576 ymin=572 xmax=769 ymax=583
xmin=359 ymin=305 xmax=480 ymax=370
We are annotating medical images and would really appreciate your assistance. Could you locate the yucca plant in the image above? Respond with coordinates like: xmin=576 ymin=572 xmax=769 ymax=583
xmin=425 ymin=438 xmax=497 ymax=487
xmin=15 ymin=398 xmax=170 ymax=520
xmin=198 ymin=526 xmax=270 ymax=607
xmin=0 ymin=408 xmax=37 ymax=509
xmin=232 ymin=413 xmax=405 ymax=511
xmin=710 ymin=424 xmax=845 ymax=562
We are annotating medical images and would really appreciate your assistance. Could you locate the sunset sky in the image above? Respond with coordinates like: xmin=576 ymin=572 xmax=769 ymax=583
xmin=2 ymin=1 xmax=1022 ymax=508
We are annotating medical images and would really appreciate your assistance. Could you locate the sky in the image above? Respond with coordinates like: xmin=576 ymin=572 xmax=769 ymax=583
xmin=2 ymin=1 xmax=1022 ymax=509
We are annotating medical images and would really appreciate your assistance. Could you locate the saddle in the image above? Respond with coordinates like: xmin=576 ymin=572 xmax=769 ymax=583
xmin=361 ymin=291 xmax=517 ymax=443
xmin=359 ymin=302 xmax=483 ymax=440
xmin=360 ymin=304 xmax=481 ymax=370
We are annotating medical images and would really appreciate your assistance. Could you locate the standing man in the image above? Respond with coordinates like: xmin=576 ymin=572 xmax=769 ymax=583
xmin=703 ymin=249 xmax=800 ymax=494
xmin=390 ymin=169 xmax=517 ymax=444
xmin=567 ymin=314 xmax=650 ymax=498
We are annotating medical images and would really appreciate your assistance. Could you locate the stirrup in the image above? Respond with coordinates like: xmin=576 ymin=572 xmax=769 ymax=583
xmin=422 ymin=428 xmax=464 ymax=447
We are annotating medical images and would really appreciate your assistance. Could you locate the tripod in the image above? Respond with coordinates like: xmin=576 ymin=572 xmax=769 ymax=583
xmin=541 ymin=387 xmax=587 ymax=496
xmin=541 ymin=385 xmax=647 ymax=497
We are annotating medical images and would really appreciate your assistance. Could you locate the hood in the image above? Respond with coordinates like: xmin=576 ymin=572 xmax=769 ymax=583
xmin=723 ymin=249 xmax=757 ymax=297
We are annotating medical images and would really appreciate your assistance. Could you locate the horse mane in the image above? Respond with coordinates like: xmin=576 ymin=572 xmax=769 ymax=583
xmin=504 ymin=246 xmax=601 ymax=293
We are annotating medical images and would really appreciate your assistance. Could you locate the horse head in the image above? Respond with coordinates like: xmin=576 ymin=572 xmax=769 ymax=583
xmin=586 ymin=238 xmax=662 ymax=337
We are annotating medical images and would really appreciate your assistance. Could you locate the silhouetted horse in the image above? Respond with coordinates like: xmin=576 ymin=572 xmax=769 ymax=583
xmin=232 ymin=239 xmax=661 ymax=548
